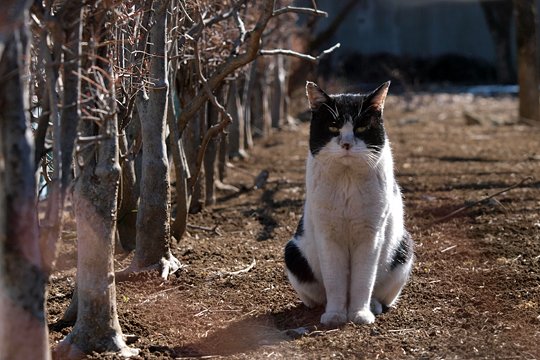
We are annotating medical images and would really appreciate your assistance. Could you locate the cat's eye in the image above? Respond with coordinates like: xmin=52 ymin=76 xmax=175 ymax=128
xmin=328 ymin=126 xmax=340 ymax=133
xmin=355 ymin=126 xmax=368 ymax=134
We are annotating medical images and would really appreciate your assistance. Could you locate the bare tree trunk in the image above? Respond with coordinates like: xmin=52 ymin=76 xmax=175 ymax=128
xmin=184 ymin=105 xmax=206 ymax=213
xmin=227 ymin=79 xmax=247 ymax=158
xmin=282 ymin=55 xmax=291 ymax=125
xmin=169 ymin=83 xmax=190 ymax=240
xmin=0 ymin=14 xmax=49 ymax=359
xmin=270 ymin=56 xmax=286 ymax=129
xmin=217 ymin=126 xmax=228 ymax=182
xmin=243 ymin=62 xmax=257 ymax=150
xmin=261 ymin=67 xmax=273 ymax=137
xmin=204 ymin=87 xmax=222 ymax=206
xmin=55 ymin=2 xmax=138 ymax=356
xmin=40 ymin=0 xmax=83 ymax=275
xmin=56 ymin=75 xmax=137 ymax=360
xmin=514 ymin=0 xmax=540 ymax=123
xmin=117 ymin=124 xmax=139 ymax=252
xmin=251 ymin=67 xmax=265 ymax=138
xmin=129 ymin=0 xmax=180 ymax=278
xmin=480 ymin=0 xmax=515 ymax=83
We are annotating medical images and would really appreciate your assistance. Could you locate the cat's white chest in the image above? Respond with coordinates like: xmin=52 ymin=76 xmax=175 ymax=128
xmin=306 ymin=155 xmax=387 ymax=240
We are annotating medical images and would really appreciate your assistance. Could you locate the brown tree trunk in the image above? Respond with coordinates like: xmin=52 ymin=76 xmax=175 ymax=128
xmin=183 ymin=104 xmax=205 ymax=213
xmin=56 ymin=79 xmax=137 ymax=360
xmin=129 ymin=0 xmax=180 ymax=278
xmin=192 ymin=106 xmax=207 ymax=212
xmin=514 ymin=0 xmax=540 ymax=123
xmin=169 ymin=85 xmax=190 ymax=241
xmin=171 ymin=63 xmax=197 ymax=238
xmin=204 ymin=88 xmax=223 ymax=206
xmin=0 ymin=13 xmax=49 ymax=359
xmin=243 ymin=62 xmax=257 ymax=150
xmin=261 ymin=66 xmax=273 ymax=137
xmin=40 ymin=0 xmax=83 ymax=275
xmin=480 ymin=0 xmax=515 ymax=83
xmin=218 ymin=126 xmax=228 ymax=182
xmin=117 ymin=117 xmax=140 ymax=252
xmin=270 ymin=56 xmax=285 ymax=129
xmin=55 ymin=2 xmax=138 ymax=357
xmin=227 ymin=79 xmax=247 ymax=158
xmin=251 ymin=66 xmax=265 ymax=138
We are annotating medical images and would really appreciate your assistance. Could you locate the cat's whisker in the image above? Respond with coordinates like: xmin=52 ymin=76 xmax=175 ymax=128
xmin=357 ymin=98 xmax=364 ymax=118
xmin=287 ymin=82 xmax=413 ymax=328
xmin=321 ymin=103 xmax=338 ymax=120
xmin=362 ymin=152 xmax=382 ymax=170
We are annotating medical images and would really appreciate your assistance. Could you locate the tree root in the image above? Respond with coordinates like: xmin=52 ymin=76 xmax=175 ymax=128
xmin=54 ymin=333 xmax=139 ymax=359
xmin=116 ymin=252 xmax=184 ymax=281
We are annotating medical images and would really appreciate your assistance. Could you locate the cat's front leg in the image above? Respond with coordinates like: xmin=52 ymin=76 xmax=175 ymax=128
xmin=318 ymin=239 xmax=349 ymax=327
xmin=348 ymin=239 xmax=381 ymax=325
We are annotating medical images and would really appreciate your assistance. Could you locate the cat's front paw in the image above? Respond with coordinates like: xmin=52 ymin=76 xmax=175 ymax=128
xmin=320 ymin=311 xmax=347 ymax=328
xmin=349 ymin=309 xmax=375 ymax=325
xmin=370 ymin=299 xmax=383 ymax=315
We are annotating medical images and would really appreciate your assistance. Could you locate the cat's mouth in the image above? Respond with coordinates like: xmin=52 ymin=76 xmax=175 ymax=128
xmin=337 ymin=150 xmax=352 ymax=158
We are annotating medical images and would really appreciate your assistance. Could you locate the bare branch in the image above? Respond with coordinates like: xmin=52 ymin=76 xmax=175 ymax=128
xmin=259 ymin=42 xmax=340 ymax=63
xmin=177 ymin=0 xmax=275 ymax=133
xmin=188 ymin=39 xmax=234 ymax=193
xmin=272 ymin=6 xmax=328 ymax=18
xmin=432 ymin=176 xmax=534 ymax=224
xmin=233 ymin=8 xmax=246 ymax=43
xmin=203 ymin=0 xmax=249 ymax=27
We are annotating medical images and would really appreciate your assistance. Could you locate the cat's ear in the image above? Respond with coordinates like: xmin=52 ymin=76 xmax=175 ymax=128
xmin=365 ymin=81 xmax=390 ymax=111
xmin=306 ymin=81 xmax=331 ymax=110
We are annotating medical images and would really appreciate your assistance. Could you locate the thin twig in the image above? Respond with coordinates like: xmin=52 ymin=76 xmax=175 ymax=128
xmin=432 ymin=176 xmax=534 ymax=224
xmin=177 ymin=0 xmax=275 ymax=134
xmin=187 ymin=224 xmax=223 ymax=236
xmin=220 ymin=259 xmax=256 ymax=276
xmin=187 ymin=36 xmax=234 ymax=193
xmin=272 ymin=6 xmax=328 ymax=17
xmin=259 ymin=42 xmax=340 ymax=63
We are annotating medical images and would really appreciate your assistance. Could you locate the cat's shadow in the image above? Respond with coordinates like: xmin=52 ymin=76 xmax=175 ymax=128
xmin=154 ymin=303 xmax=322 ymax=357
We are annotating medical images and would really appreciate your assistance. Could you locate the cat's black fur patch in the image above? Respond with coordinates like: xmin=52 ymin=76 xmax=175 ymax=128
xmin=390 ymin=231 xmax=413 ymax=271
xmin=285 ymin=240 xmax=315 ymax=283
xmin=309 ymin=91 xmax=386 ymax=155
xmin=295 ymin=215 xmax=304 ymax=237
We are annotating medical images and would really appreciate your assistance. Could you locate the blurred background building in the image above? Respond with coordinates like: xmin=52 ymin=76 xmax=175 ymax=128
xmin=294 ymin=0 xmax=540 ymax=87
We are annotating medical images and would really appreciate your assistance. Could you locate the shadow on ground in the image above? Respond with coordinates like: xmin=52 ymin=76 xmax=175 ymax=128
xmin=149 ymin=304 xmax=321 ymax=358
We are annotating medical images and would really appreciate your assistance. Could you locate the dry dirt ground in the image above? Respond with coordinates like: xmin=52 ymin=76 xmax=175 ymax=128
xmin=48 ymin=93 xmax=540 ymax=359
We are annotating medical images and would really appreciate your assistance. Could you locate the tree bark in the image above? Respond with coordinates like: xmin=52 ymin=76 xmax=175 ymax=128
xmin=204 ymin=87 xmax=223 ymax=206
xmin=480 ymin=0 xmax=515 ymax=83
xmin=129 ymin=0 xmax=180 ymax=278
xmin=261 ymin=65 xmax=273 ymax=137
xmin=270 ymin=56 xmax=285 ymax=129
xmin=117 ymin=118 xmax=140 ymax=252
xmin=0 ymin=13 xmax=49 ymax=360
xmin=169 ymin=86 xmax=190 ymax=240
xmin=55 ymin=2 xmax=138 ymax=357
xmin=243 ymin=62 xmax=257 ymax=150
xmin=184 ymin=105 xmax=206 ymax=213
xmin=40 ymin=0 xmax=83 ymax=275
xmin=217 ymin=124 xmax=228 ymax=182
xmin=227 ymin=79 xmax=247 ymax=158
xmin=514 ymin=0 xmax=540 ymax=123
xmin=56 ymin=78 xmax=137 ymax=360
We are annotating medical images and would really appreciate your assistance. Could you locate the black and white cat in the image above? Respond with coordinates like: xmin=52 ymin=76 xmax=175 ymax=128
xmin=284 ymin=81 xmax=413 ymax=327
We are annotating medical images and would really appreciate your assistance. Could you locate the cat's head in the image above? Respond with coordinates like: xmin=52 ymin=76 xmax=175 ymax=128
xmin=306 ymin=81 xmax=390 ymax=167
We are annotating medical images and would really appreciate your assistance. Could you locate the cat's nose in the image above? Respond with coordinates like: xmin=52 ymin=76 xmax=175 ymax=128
xmin=342 ymin=143 xmax=351 ymax=150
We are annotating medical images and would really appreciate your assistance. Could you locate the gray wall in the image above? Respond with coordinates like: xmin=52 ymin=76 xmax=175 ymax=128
xmin=315 ymin=0 xmax=507 ymax=63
